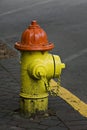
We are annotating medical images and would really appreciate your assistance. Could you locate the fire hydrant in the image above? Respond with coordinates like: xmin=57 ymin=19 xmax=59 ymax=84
xmin=14 ymin=20 xmax=65 ymax=117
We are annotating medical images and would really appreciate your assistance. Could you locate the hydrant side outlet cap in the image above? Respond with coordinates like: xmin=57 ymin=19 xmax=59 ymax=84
xmin=15 ymin=20 xmax=54 ymax=51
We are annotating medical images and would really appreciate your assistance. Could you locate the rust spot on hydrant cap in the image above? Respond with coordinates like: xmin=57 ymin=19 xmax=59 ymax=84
xmin=15 ymin=20 xmax=54 ymax=51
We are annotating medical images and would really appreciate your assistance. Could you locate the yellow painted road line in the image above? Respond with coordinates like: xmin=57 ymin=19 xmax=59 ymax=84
xmin=50 ymin=79 xmax=87 ymax=118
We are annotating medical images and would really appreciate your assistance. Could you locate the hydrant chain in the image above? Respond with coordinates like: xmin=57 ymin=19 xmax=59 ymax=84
xmin=41 ymin=76 xmax=49 ymax=92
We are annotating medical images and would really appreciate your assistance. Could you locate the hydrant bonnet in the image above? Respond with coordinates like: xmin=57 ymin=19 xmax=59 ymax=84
xmin=15 ymin=20 xmax=54 ymax=51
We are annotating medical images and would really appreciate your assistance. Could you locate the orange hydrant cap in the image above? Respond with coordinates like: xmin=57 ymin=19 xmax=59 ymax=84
xmin=15 ymin=20 xmax=54 ymax=51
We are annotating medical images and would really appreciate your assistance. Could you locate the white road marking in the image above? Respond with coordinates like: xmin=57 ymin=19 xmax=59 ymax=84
xmin=0 ymin=0 xmax=53 ymax=17
xmin=64 ymin=48 xmax=87 ymax=62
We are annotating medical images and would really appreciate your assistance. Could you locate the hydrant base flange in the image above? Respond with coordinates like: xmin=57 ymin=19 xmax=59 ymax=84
xmin=20 ymin=97 xmax=48 ymax=117
xmin=20 ymin=93 xmax=48 ymax=99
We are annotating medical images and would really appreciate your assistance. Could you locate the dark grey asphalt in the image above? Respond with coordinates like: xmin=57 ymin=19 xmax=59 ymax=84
xmin=0 ymin=0 xmax=87 ymax=129
xmin=0 ymin=0 xmax=87 ymax=102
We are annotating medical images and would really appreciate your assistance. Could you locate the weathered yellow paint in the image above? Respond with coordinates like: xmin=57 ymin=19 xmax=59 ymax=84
xmin=50 ymin=79 xmax=87 ymax=118
xmin=20 ymin=51 xmax=65 ymax=117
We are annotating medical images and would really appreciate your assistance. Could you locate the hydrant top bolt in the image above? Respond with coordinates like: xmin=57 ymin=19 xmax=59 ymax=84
xmin=14 ymin=20 xmax=54 ymax=51
xmin=31 ymin=20 xmax=37 ymax=25
xmin=31 ymin=20 xmax=38 ymax=26
xmin=29 ymin=20 xmax=40 ymax=29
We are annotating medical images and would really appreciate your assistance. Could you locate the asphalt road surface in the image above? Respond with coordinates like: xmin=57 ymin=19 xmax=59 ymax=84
xmin=0 ymin=0 xmax=87 ymax=103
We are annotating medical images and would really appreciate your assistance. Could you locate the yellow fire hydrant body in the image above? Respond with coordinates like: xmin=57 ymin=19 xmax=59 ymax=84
xmin=15 ymin=21 xmax=65 ymax=117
